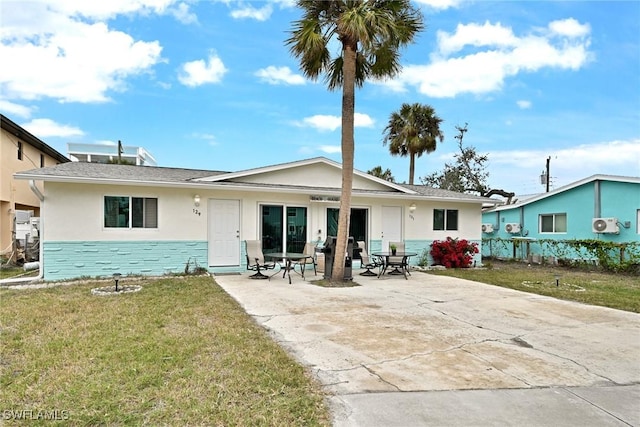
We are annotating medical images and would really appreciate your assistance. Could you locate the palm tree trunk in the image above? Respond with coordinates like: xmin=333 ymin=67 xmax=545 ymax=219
xmin=409 ymin=153 xmax=416 ymax=185
xmin=332 ymin=39 xmax=356 ymax=282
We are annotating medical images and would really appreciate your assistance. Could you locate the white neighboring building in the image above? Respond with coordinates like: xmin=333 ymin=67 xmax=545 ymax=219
xmin=68 ymin=142 xmax=157 ymax=166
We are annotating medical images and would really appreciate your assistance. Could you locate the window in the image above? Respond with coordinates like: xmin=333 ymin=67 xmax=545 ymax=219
xmin=104 ymin=196 xmax=157 ymax=228
xmin=433 ymin=209 xmax=458 ymax=231
xmin=261 ymin=205 xmax=308 ymax=253
xmin=18 ymin=141 xmax=23 ymax=160
xmin=539 ymin=213 xmax=566 ymax=233
xmin=40 ymin=154 xmax=45 ymax=167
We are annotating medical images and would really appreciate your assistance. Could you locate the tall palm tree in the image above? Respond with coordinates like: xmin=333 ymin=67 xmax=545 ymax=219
xmin=287 ymin=1 xmax=423 ymax=282
xmin=367 ymin=165 xmax=395 ymax=182
xmin=383 ymin=103 xmax=444 ymax=185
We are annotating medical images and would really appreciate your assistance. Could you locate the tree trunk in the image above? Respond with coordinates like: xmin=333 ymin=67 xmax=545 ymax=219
xmin=331 ymin=39 xmax=356 ymax=282
xmin=409 ymin=153 xmax=415 ymax=185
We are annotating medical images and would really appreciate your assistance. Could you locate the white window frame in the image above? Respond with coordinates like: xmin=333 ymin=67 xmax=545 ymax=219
xmin=539 ymin=213 xmax=567 ymax=234
xmin=433 ymin=208 xmax=459 ymax=231
xmin=104 ymin=196 xmax=158 ymax=229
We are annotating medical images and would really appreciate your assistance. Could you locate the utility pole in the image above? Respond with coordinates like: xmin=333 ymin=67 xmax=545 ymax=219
xmin=545 ymin=156 xmax=550 ymax=192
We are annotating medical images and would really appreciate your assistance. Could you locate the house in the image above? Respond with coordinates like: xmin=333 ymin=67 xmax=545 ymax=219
xmin=0 ymin=114 xmax=69 ymax=258
xmin=68 ymin=142 xmax=157 ymax=166
xmin=481 ymin=174 xmax=640 ymax=261
xmin=14 ymin=157 xmax=497 ymax=280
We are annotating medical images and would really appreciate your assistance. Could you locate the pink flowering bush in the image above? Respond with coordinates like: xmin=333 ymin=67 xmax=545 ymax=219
xmin=430 ymin=237 xmax=479 ymax=268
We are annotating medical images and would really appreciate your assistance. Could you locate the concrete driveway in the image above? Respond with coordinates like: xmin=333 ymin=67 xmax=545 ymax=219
xmin=214 ymin=270 xmax=640 ymax=426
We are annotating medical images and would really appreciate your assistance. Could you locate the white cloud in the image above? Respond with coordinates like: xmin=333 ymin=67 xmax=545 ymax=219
xmin=14 ymin=0 xmax=189 ymax=21
xmin=230 ymin=4 xmax=273 ymax=21
xmin=430 ymin=139 xmax=639 ymax=194
xmin=517 ymin=100 xmax=532 ymax=109
xmin=319 ymin=145 xmax=341 ymax=154
xmin=191 ymin=132 xmax=218 ymax=146
xmin=21 ymin=118 xmax=84 ymax=138
xmin=376 ymin=18 xmax=592 ymax=98
xmin=303 ymin=115 xmax=341 ymax=131
xmin=255 ymin=66 xmax=306 ymax=85
xmin=178 ymin=54 xmax=228 ymax=87
xmin=169 ymin=3 xmax=198 ymax=24
xmin=0 ymin=100 xmax=32 ymax=118
xmin=548 ymin=18 xmax=590 ymax=38
xmin=0 ymin=0 xmax=200 ymax=104
xmin=0 ymin=1 xmax=165 ymax=103
xmin=487 ymin=139 xmax=640 ymax=191
xmin=299 ymin=113 xmax=374 ymax=131
xmin=413 ymin=0 xmax=463 ymax=10
xmin=354 ymin=113 xmax=375 ymax=128
xmin=436 ymin=21 xmax=518 ymax=56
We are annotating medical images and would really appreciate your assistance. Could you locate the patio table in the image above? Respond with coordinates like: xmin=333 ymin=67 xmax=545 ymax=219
xmin=265 ymin=252 xmax=313 ymax=284
xmin=371 ymin=252 xmax=417 ymax=279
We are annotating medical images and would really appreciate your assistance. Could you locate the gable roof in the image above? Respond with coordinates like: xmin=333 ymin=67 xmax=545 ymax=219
xmin=1 ymin=114 xmax=70 ymax=163
xmin=15 ymin=161 xmax=225 ymax=183
xmin=14 ymin=158 xmax=497 ymax=204
xmin=486 ymin=174 xmax=640 ymax=212
xmin=195 ymin=156 xmax=418 ymax=194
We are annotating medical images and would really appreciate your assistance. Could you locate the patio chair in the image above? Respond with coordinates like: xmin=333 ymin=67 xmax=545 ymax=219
xmin=387 ymin=241 xmax=410 ymax=276
xmin=292 ymin=242 xmax=318 ymax=276
xmin=245 ymin=240 xmax=277 ymax=279
xmin=357 ymin=240 xmax=380 ymax=276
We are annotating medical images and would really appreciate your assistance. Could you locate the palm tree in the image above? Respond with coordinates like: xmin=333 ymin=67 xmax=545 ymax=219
xmin=287 ymin=1 xmax=423 ymax=282
xmin=367 ymin=165 xmax=395 ymax=182
xmin=382 ymin=103 xmax=444 ymax=185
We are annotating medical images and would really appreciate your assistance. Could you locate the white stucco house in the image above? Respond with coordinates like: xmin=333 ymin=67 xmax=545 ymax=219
xmin=14 ymin=157 xmax=497 ymax=280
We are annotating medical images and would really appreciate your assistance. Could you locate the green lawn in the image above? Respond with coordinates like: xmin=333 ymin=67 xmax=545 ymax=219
xmin=0 ymin=266 xmax=38 ymax=280
xmin=425 ymin=260 xmax=640 ymax=313
xmin=0 ymin=276 xmax=330 ymax=426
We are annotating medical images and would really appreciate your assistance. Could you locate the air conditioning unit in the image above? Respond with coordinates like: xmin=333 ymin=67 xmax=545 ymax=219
xmin=592 ymin=217 xmax=619 ymax=234
xmin=505 ymin=223 xmax=521 ymax=233
xmin=481 ymin=223 xmax=494 ymax=233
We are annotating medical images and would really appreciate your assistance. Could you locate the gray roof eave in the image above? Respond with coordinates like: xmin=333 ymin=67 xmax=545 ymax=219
xmin=15 ymin=171 xmax=492 ymax=203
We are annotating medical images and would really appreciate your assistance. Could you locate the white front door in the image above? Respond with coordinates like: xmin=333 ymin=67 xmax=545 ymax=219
xmin=208 ymin=199 xmax=240 ymax=267
xmin=381 ymin=205 xmax=402 ymax=250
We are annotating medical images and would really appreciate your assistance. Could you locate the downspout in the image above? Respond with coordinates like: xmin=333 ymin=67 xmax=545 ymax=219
xmin=0 ymin=180 xmax=45 ymax=284
xmin=594 ymin=180 xmax=601 ymax=218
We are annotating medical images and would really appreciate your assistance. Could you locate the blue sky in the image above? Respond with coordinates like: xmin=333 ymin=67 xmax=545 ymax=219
xmin=1 ymin=0 xmax=639 ymax=195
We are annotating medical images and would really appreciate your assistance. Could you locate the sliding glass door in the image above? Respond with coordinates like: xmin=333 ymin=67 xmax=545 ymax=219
xmin=261 ymin=205 xmax=307 ymax=254
xmin=327 ymin=207 xmax=368 ymax=243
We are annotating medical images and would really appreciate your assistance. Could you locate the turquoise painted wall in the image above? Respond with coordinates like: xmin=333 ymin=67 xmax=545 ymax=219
xmin=44 ymin=240 xmax=207 ymax=281
xmin=43 ymin=237 xmax=488 ymax=281
xmin=481 ymin=180 xmax=640 ymax=259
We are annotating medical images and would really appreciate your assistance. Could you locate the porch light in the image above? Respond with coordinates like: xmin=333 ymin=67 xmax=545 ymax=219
xmin=194 ymin=194 xmax=201 ymax=207
xmin=409 ymin=203 xmax=417 ymax=213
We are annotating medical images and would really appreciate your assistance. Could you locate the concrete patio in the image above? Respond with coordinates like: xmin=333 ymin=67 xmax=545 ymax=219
xmin=213 ymin=269 xmax=640 ymax=426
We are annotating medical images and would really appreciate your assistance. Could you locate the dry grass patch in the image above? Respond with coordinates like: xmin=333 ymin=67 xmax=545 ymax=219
xmin=0 ymin=276 xmax=330 ymax=426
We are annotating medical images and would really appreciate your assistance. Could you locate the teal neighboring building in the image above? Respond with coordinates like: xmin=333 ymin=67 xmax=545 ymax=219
xmin=481 ymin=175 xmax=640 ymax=262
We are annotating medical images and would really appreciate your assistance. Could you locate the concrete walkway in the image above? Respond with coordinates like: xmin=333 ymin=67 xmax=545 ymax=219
xmin=214 ymin=270 xmax=640 ymax=426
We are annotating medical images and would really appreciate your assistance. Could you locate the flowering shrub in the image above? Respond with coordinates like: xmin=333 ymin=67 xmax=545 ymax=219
xmin=430 ymin=237 xmax=479 ymax=268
